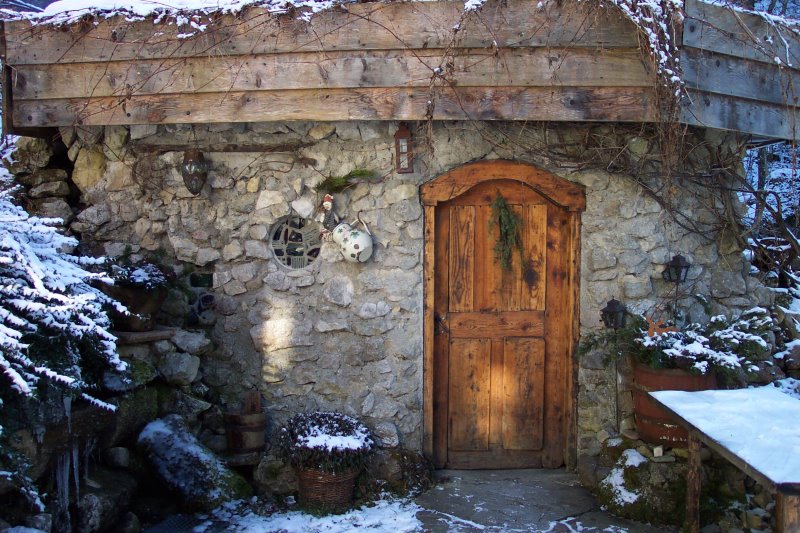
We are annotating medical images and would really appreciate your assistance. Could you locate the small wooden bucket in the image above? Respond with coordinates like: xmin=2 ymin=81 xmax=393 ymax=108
xmin=223 ymin=411 xmax=266 ymax=454
xmin=297 ymin=468 xmax=358 ymax=512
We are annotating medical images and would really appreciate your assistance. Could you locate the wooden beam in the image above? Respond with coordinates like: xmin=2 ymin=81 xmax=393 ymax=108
xmin=13 ymin=86 xmax=658 ymax=127
xmin=11 ymin=47 xmax=652 ymax=100
xmin=130 ymin=141 xmax=314 ymax=153
xmin=682 ymin=46 xmax=800 ymax=108
xmin=686 ymin=432 xmax=701 ymax=533
xmin=684 ymin=0 xmax=800 ymax=67
xmin=2 ymin=64 xmax=56 ymax=138
xmin=776 ymin=494 xmax=800 ymax=533
xmin=420 ymin=159 xmax=586 ymax=212
xmin=2 ymin=0 xmax=639 ymax=65
xmin=681 ymin=88 xmax=800 ymax=141
xmin=422 ymin=204 xmax=435 ymax=460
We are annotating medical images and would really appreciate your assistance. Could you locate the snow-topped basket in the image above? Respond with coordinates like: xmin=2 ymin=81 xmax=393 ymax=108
xmin=278 ymin=411 xmax=374 ymax=513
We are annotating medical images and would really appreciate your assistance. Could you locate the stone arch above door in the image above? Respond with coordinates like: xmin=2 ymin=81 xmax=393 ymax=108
xmin=420 ymin=160 xmax=585 ymax=469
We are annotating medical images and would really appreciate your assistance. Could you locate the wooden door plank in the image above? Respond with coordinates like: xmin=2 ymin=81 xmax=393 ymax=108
xmin=432 ymin=204 xmax=451 ymax=468
xmin=449 ymin=205 xmax=475 ymax=313
xmin=503 ymin=337 xmax=545 ymax=450
xmin=449 ymin=338 xmax=491 ymax=452
xmin=523 ymin=204 xmax=547 ymax=310
xmin=447 ymin=310 xmax=545 ymax=338
xmin=542 ymin=205 xmax=570 ymax=468
xmin=12 ymin=85 xmax=658 ymax=127
xmin=489 ymin=338 xmax=504 ymax=447
xmin=3 ymin=0 xmax=640 ymax=65
xmin=423 ymin=204 xmax=436 ymax=460
xmin=503 ymin=204 xmax=524 ymax=312
xmin=475 ymin=204 xmax=497 ymax=312
xmin=11 ymin=47 xmax=652 ymax=100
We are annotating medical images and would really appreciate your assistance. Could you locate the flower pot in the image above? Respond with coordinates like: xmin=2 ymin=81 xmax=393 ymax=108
xmin=297 ymin=468 xmax=358 ymax=512
xmin=631 ymin=363 xmax=717 ymax=446
xmin=102 ymin=284 xmax=167 ymax=332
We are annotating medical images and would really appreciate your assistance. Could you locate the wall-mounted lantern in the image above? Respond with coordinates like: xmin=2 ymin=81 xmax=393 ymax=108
xmin=394 ymin=123 xmax=413 ymax=174
xmin=662 ymin=254 xmax=691 ymax=284
xmin=601 ymin=298 xmax=627 ymax=330
xmin=182 ymin=150 xmax=208 ymax=195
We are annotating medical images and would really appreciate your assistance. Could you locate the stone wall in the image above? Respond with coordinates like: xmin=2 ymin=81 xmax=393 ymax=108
xmin=17 ymin=120 xmax=768 ymax=458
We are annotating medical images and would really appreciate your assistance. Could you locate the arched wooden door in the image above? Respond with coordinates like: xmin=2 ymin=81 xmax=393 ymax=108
xmin=421 ymin=160 xmax=585 ymax=469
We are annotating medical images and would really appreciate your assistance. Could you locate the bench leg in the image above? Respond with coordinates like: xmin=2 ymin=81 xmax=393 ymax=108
xmin=685 ymin=432 xmax=701 ymax=533
xmin=776 ymin=493 xmax=800 ymax=533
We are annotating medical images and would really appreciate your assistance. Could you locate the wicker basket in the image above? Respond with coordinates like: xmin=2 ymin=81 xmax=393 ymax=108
xmin=297 ymin=468 xmax=358 ymax=512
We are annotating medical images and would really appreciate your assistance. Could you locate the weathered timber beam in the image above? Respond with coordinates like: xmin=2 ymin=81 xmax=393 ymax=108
xmin=684 ymin=0 xmax=800 ymax=67
xmin=2 ymin=63 xmax=57 ymax=138
xmin=130 ymin=141 xmax=315 ymax=154
xmin=682 ymin=46 xmax=800 ymax=107
xmin=11 ymin=48 xmax=652 ymax=100
xmin=2 ymin=0 xmax=639 ymax=65
xmin=682 ymin=88 xmax=800 ymax=141
xmin=13 ymin=86 xmax=658 ymax=126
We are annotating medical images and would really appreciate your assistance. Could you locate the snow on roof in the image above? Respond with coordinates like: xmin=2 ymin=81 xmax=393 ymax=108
xmin=1 ymin=0 xmax=352 ymax=24
xmin=651 ymin=386 xmax=800 ymax=485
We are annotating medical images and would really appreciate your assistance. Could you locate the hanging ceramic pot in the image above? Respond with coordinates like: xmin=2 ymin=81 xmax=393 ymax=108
xmin=332 ymin=215 xmax=373 ymax=263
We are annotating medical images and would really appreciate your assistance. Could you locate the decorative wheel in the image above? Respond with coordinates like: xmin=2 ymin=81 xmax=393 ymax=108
xmin=269 ymin=216 xmax=321 ymax=269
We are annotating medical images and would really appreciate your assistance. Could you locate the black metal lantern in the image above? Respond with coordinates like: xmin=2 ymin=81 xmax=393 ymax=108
xmin=662 ymin=254 xmax=691 ymax=284
xmin=601 ymin=298 xmax=627 ymax=330
xmin=394 ymin=123 xmax=413 ymax=174
xmin=182 ymin=150 xmax=208 ymax=195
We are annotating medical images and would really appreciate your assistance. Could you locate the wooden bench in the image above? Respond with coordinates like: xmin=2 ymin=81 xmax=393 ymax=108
xmin=649 ymin=387 xmax=800 ymax=533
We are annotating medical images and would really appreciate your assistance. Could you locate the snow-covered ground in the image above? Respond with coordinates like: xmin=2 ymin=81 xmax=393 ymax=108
xmin=190 ymin=494 xmax=644 ymax=532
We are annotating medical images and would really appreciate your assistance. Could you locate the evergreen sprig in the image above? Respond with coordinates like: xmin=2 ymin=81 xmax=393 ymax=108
xmin=489 ymin=193 xmax=524 ymax=271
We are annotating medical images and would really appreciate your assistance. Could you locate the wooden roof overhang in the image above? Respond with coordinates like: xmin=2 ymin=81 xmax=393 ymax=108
xmin=0 ymin=0 xmax=798 ymax=140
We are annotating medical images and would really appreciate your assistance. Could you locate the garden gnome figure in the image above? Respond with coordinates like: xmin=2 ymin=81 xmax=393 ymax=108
xmin=316 ymin=194 xmax=340 ymax=242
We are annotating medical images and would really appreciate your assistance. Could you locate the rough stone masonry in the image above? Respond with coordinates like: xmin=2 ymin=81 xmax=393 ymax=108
xmin=17 ymin=119 xmax=771 ymax=459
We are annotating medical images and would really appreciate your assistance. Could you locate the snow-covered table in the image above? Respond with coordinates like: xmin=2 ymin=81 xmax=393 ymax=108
xmin=650 ymin=387 xmax=800 ymax=533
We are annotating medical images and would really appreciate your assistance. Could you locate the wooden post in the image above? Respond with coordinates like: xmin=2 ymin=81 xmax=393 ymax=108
xmin=776 ymin=493 xmax=800 ymax=533
xmin=686 ymin=432 xmax=701 ymax=533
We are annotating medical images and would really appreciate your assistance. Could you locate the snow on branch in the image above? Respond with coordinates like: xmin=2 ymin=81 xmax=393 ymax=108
xmin=0 ymin=139 xmax=125 ymax=410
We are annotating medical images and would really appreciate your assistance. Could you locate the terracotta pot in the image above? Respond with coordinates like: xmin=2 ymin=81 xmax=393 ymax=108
xmin=631 ymin=363 xmax=717 ymax=446
xmin=101 ymin=284 xmax=167 ymax=332
xmin=297 ymin=467 xmax=358 ymax=512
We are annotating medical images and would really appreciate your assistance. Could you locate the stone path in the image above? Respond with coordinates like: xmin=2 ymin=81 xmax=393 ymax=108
xmin=415 ymin=469 xmax=678 ymax=532
xmin=145 ymin=469 xmax=678 ymax=532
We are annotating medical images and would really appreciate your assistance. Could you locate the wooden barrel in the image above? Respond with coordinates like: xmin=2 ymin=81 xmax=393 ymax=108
xmin=631 ymin=364 xmax=717 ymax=446
xmin=223 ymin=412 xmax=266 ymax=453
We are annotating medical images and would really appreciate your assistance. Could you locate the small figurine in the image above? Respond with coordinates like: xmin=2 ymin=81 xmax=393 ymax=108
xmin=316 ymin=193 xmax=340 ymax=241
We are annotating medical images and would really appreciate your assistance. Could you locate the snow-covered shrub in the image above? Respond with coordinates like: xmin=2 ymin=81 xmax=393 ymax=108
xmin=581 ymin=310 xmax=774 ymax=378
xmin=105 ymin=261 xmax=168 ymax=290
xmin=0 ymin=139 xmax=125 ymax=503
xmin=278 ymin=412 xmax=374 ymax=473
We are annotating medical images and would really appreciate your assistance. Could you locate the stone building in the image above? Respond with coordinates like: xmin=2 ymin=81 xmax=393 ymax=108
xmin=2 ymin=0 xmax=797 ymax=477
